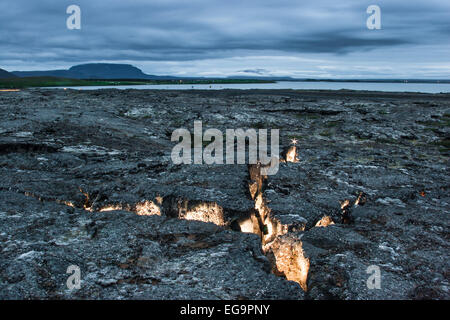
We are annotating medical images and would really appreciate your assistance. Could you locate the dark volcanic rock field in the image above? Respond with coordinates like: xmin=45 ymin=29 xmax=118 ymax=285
xmin=0 ymin=88 xmax=449 ymax=299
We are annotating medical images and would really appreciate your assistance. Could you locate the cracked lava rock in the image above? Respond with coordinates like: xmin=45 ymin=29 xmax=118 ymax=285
xmin=0 ymin=88 xmax=449 ymax=300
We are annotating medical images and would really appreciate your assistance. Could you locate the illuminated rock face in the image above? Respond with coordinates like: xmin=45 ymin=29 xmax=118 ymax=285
xmin=315 ymin=216 xmax=335 ymax=228
xmin=181 ymin=202 xmax=225 ymax=226
xmin=245 ymin=163 xmax=310 ymax=291
xmin=266 ymin=236 xmax=310 ymax=292
xmin=245 ymin=146 xmax=307 ymax=289
xmin=99 ymin=204 xmax=123 ymax=212
xmin=238 ymin=216 xmax=256 ymax=233
xmin=248 ymin=163 xmax=265 ymax=200
xmin=135 ymin=200 xmax=161 ymax=216
xmin=58 ymin=188 xmax=162 ymax=216
xmin=69 ymin=194 xmax=220 ymax=223
xmin=159 ymin=197 xmax=228 ymax=226
xmin=285 ymin=146 xmax=299 ymax=163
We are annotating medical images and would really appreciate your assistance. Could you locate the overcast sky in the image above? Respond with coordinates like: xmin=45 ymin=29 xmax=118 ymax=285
xmin=0 ymin=0 xmax=449 ymax=78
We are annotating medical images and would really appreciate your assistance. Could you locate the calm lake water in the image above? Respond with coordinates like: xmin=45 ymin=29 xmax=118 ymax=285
xmin=50 ymin=81 xmax=450 ymax=93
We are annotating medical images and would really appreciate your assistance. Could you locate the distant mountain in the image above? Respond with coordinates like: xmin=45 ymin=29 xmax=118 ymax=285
xmin=12 ymin=63 xmax=177 ymax=80
xmin=68 ymin=64 xmax=154 ymax=79
xmin=12 ymin=69 xmax=71 ymax=78
xmin=0 ymin=68 xmax=17 ymax=79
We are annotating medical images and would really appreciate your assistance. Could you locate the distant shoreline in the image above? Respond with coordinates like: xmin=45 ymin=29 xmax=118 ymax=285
xmin=0 ymin=77 xmax=274 ymax=89
xmin=2 ymin=76 xmax=450 ymax=90
xmin=290 ymin=79 xmax=450 ymax=84
xmin=37 ymin=81 xmax=450 ymax=94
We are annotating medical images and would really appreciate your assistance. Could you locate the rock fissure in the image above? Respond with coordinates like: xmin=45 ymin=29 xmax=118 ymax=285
xmin=16 ymin=143 xmax=329 ymax=292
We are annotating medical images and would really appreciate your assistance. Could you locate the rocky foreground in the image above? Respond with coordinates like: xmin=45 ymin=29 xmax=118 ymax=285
xmin=0 ymin=88 xmax=449 ymax=300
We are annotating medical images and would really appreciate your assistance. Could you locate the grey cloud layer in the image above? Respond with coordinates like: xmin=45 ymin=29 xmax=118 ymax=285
xmin=0 ymin=0 xmax=449 ymax=77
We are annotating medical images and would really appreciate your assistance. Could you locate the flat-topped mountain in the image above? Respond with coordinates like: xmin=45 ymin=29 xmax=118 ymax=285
xmin=12 ymin=63 xmax=176 ymax=80
xmin=68 ymin=63 xmax=152 ymax=79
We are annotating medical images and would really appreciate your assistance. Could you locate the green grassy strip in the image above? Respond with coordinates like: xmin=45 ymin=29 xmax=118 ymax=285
xmin=0 ymin=77 xmax=274 ymax=89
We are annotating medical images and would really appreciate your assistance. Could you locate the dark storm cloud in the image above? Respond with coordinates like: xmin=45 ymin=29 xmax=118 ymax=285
xmin=0 ymin=0 xmax=449 ymax=76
